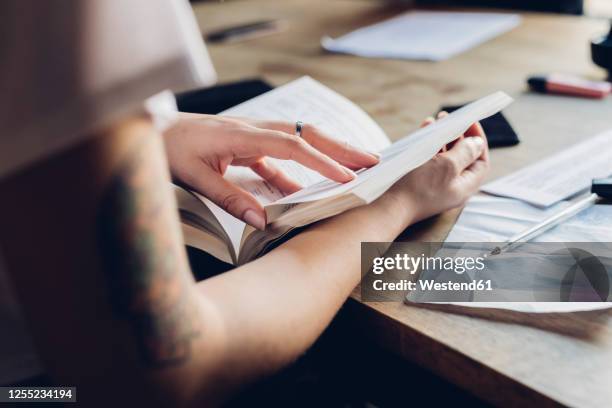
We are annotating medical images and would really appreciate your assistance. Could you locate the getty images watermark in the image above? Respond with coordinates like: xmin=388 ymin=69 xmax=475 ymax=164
xmin=360 ymin=242 xmax=612 ymax=302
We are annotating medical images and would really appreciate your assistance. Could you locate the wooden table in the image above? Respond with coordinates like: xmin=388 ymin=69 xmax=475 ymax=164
xmin=193 ymin=2 xmax=612 ymax=406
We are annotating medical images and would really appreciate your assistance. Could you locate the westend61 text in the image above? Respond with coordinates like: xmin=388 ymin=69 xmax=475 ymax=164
xmin=372 ymin=279 xmax=493 ymax=292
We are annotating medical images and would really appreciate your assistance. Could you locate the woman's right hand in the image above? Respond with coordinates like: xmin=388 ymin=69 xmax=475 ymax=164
xmin=385 ymin=117 xmax=489 ymax=225
xmin=164 ymin=113 xmax=379 ymax=230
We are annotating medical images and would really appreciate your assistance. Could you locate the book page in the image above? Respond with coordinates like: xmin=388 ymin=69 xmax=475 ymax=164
xmin=481 ymin=130 xmax=612 ymax=207
xmin=193 ymin=193 xmax=248 ymax=259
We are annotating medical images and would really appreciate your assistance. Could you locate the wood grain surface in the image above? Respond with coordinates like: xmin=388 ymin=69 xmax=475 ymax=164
xmin=193 ymin=2 xmax=612 ymax=406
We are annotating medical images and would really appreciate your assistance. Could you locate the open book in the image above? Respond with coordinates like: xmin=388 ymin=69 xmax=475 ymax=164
xmin=175 ymin=77 xmax=512 ymax=264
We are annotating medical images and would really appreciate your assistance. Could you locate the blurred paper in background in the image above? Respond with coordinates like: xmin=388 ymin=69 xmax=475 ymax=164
xmin=322 ymin=11 xmax=521 ymax=61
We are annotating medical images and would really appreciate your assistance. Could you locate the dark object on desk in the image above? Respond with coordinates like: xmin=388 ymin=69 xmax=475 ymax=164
xmin=416 ymin=0 xmax=583 ymax=15
xmin=176 ymin=79 xmax=273 ymax=115
xmin=592 ymin=177 xmax=612 ymax=199
xmin=205 ymin=20 xmax=284 ymax=44
xmin=440 ymin=105 xmax=519 ymax=147
xmin=591 ymin=21 xmax=612 ymax=81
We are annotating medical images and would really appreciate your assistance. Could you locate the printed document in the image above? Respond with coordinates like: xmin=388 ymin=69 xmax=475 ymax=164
xmin=482 ymin=130 xmax=612 ymax=207
xmin=440 ymin=194 xmax=612 ymax=313
xmin=322 ymin=11 xmax=521 ymax=61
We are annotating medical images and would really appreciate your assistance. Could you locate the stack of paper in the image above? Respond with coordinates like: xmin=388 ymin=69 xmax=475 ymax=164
xmin=482 ymin=130 xmax=612 ymax=207
xmin=322 ymin=11 xmax=521 ymax=61
xmin=439 ymin=194 xmax=612 ymax=313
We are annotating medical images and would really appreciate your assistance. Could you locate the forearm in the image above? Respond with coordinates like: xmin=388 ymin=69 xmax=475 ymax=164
xmin=196 ymin=191 xmax=414 ymax=385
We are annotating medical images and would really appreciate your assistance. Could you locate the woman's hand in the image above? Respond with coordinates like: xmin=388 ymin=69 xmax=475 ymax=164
xmin=164 ymin=112 xmax=379 ymax=229
xmin=385 ymin=114 xmax=489 ymax=225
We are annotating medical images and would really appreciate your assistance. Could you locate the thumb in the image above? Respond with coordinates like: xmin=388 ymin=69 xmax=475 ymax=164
xmin=190 ymin=168 xmax=267 ymax=230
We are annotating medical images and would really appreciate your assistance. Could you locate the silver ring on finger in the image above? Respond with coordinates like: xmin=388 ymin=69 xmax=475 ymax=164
xmin=295 ymin=121 xmax=304 ymax=138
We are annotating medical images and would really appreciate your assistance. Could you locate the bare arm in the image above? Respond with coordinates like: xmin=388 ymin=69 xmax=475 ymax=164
xmin=194 ymin=187 xmax=413 ymax=389
xmin=193 ymin=121 xmax=490 ymax=395
xmin=0 ymin=116 xmax=221 ymax=406
xmin=0 ymin=115 xmax=486 ymax=406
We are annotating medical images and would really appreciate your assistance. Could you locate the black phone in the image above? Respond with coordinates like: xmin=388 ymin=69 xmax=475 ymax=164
xmin=440 ymin=105 xmax=520 ymax=148
xmin=176 ymin=79 xmax=273 ymax=115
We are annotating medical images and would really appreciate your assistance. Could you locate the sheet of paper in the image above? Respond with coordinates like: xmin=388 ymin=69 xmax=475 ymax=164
xmin=442 ymin=194 xmax=612 ymax=312
xmin=482 ymin=130 xmax=612 ymax=207
xmin=322 ymin=11 xmax=521 ymax=61
xmin=191 ymin=193 xmax=246 ymax=259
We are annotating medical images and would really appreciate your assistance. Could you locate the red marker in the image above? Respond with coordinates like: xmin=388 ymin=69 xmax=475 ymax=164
xmin=528 ymin=73 xmax=611 ymax=99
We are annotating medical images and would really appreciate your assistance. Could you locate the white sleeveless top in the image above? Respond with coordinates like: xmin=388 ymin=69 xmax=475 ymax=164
xmin=0 ymin=0 xmax=216 ymax=383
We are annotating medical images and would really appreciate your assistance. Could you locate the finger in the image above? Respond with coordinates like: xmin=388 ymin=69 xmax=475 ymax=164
xmin=235 ymin=128 xmax=357 ymax=183
xmin=441 ymin=136 xmax=485 ymax=174
xmin=455 ymin=159 xmax=489 ymax=194
xmin=465 ymin=121 xmax=485 ymax=137
xmin=420 ymin=117 xmax=435 ymax=128
xmin=250 ymin=158 xmax=302 ymax=194
xmin=250 ymin=121 xmax=380 ymax=169
xmin=305 ymin=126 xmax=380 ymax=170
xmin=185 ymin=166 xmax=267 ymax=230
xmin=464 ymin=121 xmax=489 ymax=161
